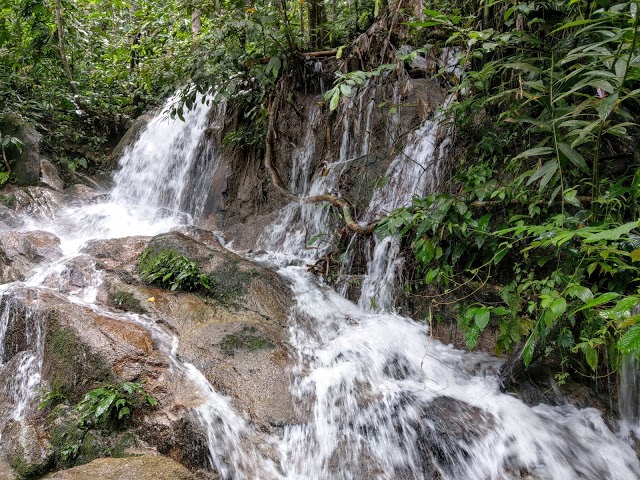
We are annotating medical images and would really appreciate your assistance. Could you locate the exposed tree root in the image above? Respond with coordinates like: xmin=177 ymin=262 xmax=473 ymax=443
xmin=264 ymin=80 xmax=377 ymax=235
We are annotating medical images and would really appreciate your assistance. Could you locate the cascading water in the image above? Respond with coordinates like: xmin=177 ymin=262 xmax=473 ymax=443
xmin=255 ymin=84 xmax=640 ymax=478
xmin=1 ymin=83 xmax=639 ymax=480
xmin=259 ymin=82 xmax=380 ymax=262
xmin=358 ymin=116 xmax=444 ymax=312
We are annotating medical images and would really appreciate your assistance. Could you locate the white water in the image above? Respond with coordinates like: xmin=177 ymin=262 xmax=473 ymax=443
xmin=0 ymin=89 xmax=639 ymax=480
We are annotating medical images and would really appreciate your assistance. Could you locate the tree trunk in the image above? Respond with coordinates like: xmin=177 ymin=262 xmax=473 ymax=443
xmin=192 ymin=9 xmax=201 ymax=37
xmin=308 ymin=0 xmax=326 ymax=50
xmin=53 ymin=0 xmax=79 ymax=98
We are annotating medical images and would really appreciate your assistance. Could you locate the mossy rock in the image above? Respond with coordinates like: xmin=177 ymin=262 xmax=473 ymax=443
xmin=0 ymin=113 xmax=42 ymax=187
xmin=219 ymin=326 xmax=275 ymax=356
xmin=108 ymin=290 xmax=145 ymax=314
xmin=42 ymin=326 xmax=113 ymax=404
xmin=47 ymin=406 xmax=137 ymax=471
xmin=0 ymin=193 xmax=16 ymax=208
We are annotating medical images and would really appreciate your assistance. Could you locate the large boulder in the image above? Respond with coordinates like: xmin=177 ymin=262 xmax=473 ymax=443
xmin=0 ymin=114 xmax=41 ymax=187
xmin=85 ymin=227 xmax=297 ymax=432
xmin=0 ymin=227 xmax=296 ymax=477
xmin=42 ymin=455 xmax=196 ymax=480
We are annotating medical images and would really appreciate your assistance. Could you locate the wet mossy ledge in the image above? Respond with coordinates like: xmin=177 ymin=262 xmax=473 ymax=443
xmin=220 ymin=326 xmax=276 ymax=356
xmin=138 ymin=242 xmax=257 ymax=306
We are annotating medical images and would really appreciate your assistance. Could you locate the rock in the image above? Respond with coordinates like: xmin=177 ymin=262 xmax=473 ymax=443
xmin=0 ymin=230 xmax=62 ymax=283
xmin=40 ymin=158 xmax=65 ymax=192
xmin=0 ymin=206 xmax=21 ymax=230
xmin=109 ymin=113 xmax=154 ymax=168
xmin=9 ymin=186 xmax=66 ymax=222
xmin=0 ymin=284 xmax=209 ymax=473
xmin=42 ymin=455 xmax=196 ymax=480
xmin=0 ymin=229 xmax=296 ymax=476
xmin=0 ymin=459 xmax=17 ymax=480
xmin=129 ymin=229 xmax=297 ymax=431
xmin=0 ymin=114 xmax=42 ymax=187
xmin=0 ymin=420 xmax=52 ymax=479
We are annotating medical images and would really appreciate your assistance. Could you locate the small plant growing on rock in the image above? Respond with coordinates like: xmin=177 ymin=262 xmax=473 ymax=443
xmin=76 ymin=381 xmax=158 ymax=429
xmin=139 ymin=247 xmax=207 ymax=291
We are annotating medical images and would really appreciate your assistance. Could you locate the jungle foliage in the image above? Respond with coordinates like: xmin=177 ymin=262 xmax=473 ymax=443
xmin=0 ymin=0 xmax=378 ymax=178
xmin=379 ymin=0 xmax=640 ymax=380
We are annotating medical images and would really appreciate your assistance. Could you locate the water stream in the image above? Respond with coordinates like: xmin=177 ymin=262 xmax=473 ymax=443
xmin=1 ymin=91 xmax=639 ymax=479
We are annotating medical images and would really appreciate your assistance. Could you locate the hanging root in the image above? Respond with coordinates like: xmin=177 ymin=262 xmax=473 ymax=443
xmin=264 ymin=80 xmax=377 ymax=235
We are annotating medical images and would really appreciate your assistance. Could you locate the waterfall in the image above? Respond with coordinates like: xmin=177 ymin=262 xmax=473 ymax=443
xmin=620 ymin=352 xmax=640 ymax=437
xmin=1 ymin=86 xmax=640 ymax=480
xmin=259 ymin=82 xmax=379 ymax=263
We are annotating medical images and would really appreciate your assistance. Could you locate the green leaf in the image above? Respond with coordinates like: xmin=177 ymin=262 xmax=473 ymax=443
xmin=515 ymin=147 xmax=554 ymax=161
xmin=584 ymin=346 xmax=598 ymax=371
xmin=94 ymin=393 xmax=117 ymax=420
xmin=583 ymin=221 xmax=637 ymax=243
xmin=523 ymin=331 xmax=536 ymax=367
xmin=526 ymin=160 xmax=558 ymax=192
xmin=465 ymin=325 xmax=480 ymax=350
xmin=596 ymin=92 xmax=619 ymax=120
xmin=550 ymin=297 xmax=567 ymax=317
xmin=566 ymin=285 xmax=593 ymax=303
xmin=557 ymin=143 xmax=589 ymax=173
xmin=340 ymin=84 xmax=352 ymax=98
xmin=573 ymin=292 xmax=619 ymax=313
xmin=618 ymin=325 xmax=640 ymax=355
xmin=329 ymin=90 xmax=340 ymax=111
xmin=117 ymin=406 xmax=131 ymax=419
xmin=474 ymin=308 xmax=490 ymax=330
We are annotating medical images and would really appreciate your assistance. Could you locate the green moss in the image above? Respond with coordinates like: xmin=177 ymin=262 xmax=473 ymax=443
xmin=220 ymin=326 xmax=275 ymax=356
xmin=109 ymin=290 xmax=145 ymax=314
xmin=0 ymin=193 xmax=15 ymax=208
xmin=204 ymin=264 xmax=256 ymax=305
xmin=9 ymin=456 xmax=50 ymax=480
xmin=45 ymin=326 xmax=113 ymax=403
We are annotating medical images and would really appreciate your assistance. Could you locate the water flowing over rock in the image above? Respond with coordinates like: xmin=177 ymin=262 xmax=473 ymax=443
xmin=0 ymin=86 xmax=639 ymax=480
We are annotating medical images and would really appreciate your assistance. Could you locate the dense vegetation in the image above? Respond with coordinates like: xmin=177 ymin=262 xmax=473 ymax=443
xmin=0 ymin=0 xmax=375 ymax=175
xmin=377 ymin=0 xmax=640 ymax=385
xmin=3 ymin=0 xmax=640 ymax=387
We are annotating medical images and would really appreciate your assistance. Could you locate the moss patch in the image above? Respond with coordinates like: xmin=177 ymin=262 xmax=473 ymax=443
xmin=0 ymin=192 xmax=16 ymax=208
xmin=108 ymin=290 xmax=145 ymax=314
xmin=44 ymin=326 xmax=113 ymax=403
xmin=220 ymin=326 xmax=275 ymax=356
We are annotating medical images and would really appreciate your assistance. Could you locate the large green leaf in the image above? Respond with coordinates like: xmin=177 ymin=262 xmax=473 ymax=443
xmin=583 ymin=221 xmax=638 ymax=243
xmin=523 ymin=331 xmax=536 ymax=368
xmin=557 ymin=142 xmax=589 ymax=173
xmin=618 ymin=325 xmax=640 ymax=355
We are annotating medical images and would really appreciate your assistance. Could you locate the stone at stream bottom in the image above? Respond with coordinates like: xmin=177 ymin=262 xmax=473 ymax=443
xmin=42 ymin=455 xmax=195 ymax=480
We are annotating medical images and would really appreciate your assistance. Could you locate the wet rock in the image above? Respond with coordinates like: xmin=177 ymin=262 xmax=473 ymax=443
xmin=109 ymin=113 xmax=154 ymax=168
xmin=63 ymin=184 xmax=105 ymax=204
xmin=0 ymin=230 xmax=62 ymax=283
xmin=9 ymin=186 xmax=65 ymax=221
xmin=0 ymin=284 xmax=208 ymax=473
xmin=0 ymin=206 xmax=21 ymax=230
xmin=40 ymin=158 xmax=64 ymax=192
xmin=0 ymin=420 xmax=52 ymax=479
xmin=391 ymin=395 xmax=495 ymax=479
xmin=0 ymin=114 xmax=42 ymax=187
xmin=131 ymin=229 xmax=297 ymax=431
xmin=81 ymin=236 xmax=149 ymax=283
xmin=42 ymin=455 xmax=196 ymax=480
